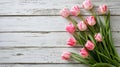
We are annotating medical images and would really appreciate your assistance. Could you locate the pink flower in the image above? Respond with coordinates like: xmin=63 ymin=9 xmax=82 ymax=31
xmin=60 ymin=7 xmax=70 ymax=18
xmin=61 ymin=51 xmax=71 ymax=60
xmin=98 ymin=4 xmax=108 ymax=14
xmin=66 ymin=23 xmax=75 ymax=34
xmin=70 ymin=5 xmax=80 ymax=16
xmin=82 ymin=0 xmax=93 ymax=10
xmin=77 ymin=21 xmax=87 ymax=31
xmin=85 ymin=40 xmax=95 ymax=50
xmin=80 ymin=48 xmax=89 ymax=58
xmin=86 ymin=16 xmax=96 ymax=26
xmin=67 ymin=37 xmax=76 ymax=46
xmin=94 ymin=33 xmax=102 ymax=42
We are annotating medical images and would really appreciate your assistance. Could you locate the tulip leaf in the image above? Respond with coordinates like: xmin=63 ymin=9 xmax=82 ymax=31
xmin=92 ymin=63 xmax=115 ymax=67
xmin=71 ymin=52 xmax=97 ymax=65
xmin=105 ymin=11 xmax=110 ymax=33
xmin=88 ymin=34 xmax=96 ymax=44
xmin=96 ymin=50 xmax=120 ymax=66
xmin=71 ymin=52 xmax=91 ymax=65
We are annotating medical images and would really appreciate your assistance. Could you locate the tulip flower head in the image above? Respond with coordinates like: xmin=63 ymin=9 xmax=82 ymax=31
xmin=82 ymin=0 xmax=93 ymax=10
xmin=70 ymin=5 xmax=80 ymax=16
xmin=85 ymin=40 xmax=95 ymax=50
xmin=60 ymin=7 xmax=70 ymax=18
xmin=86 ymin=16 xmax=96 ymax=26
xmin=66 ymin=23 xmax=75 ymax=34
xmin=98 ymin=4 xmax=108 ymax=14
xmin=80 ymin=48 xmax=89 ymax=58
xmin=61 ymin=51 xmax=71 ymax=60
xmin=94 ymin=33 xmax=102 ymax=42
xmin=77 ymin=21 xmax=87 ymax=31
xmin=67 ymin=37 xmax=76 ymax=46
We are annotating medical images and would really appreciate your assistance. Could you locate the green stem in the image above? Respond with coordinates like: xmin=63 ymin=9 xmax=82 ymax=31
xmin=73 ymin=32 xmax=85 ymax=46
xmin=96 ymin=50 xmax=120 ymax=66
xmin=95 ymin=47 xmax=102 ymax=62
xmin=73 ymin=33 xmax=84 ymax=46
xmin=71 ymin=53 xmax=91 ymax=65
xmin=78 ymin=15 xmax=85 ymax=21
xmin=92 ymin=63 xmax=114 ymax=67
xmin=90 ymin=9 xmax=96 ymax=17
xmin=102 ymin=40 xmax=111 ymax=58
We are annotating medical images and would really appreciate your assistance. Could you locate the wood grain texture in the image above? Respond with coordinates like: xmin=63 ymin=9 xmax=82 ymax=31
xmin=0 ymin=0 xmax=120 ymax=15
xmin=0 ymin=0 xmax=120 ymax=66
xmin=0 ymin=16 xmax=120 ymax=32
xmin=0 ymin=64 xmax=88 ymax=67
xmin=0 ymin=48 xmax=119 ymax=63
xmin=0 ymin=32 xmax=119 ymax=47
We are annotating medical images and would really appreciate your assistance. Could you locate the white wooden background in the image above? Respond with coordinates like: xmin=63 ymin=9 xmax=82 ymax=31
xmin=0 ymin=0 xmax=120 ymax=67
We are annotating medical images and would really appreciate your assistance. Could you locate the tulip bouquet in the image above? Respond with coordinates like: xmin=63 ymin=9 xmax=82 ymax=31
xmin=60 ymin=0 xmax=120 ymax=67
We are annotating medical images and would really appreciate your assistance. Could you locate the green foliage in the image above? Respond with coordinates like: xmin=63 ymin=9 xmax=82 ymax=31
xmin=63 ymin=4 xmax=120 ymax=67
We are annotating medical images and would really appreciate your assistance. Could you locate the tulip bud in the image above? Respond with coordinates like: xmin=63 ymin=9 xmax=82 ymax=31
xmin=60 ymin=7 xmax=70 ymax=18
xmin=98 ymin=4 xmax=108 ymax=14
xmin=61 ymin=51 xmax=71 ymax=60
xmin=66 ymin=23 xmax=75 ymax=34
xmin=86 ymin=16 xmax=96 ymax=26
xmin=94 ymin=33 xmax=102 ymax=42
xmin=67 ymin=37 xmax=76 ymax=46
xmin=80 ymin=48 xmax=89 ymax=58
xmin=70 ymin=5 xmax=80 ymax=16
xmin=85 ymin=40 xmax=95 ymax=50
xmin=82 ymin=0 xmax=93 ymax=10
xmin=77 ymin=21 xmax=87 ymax=31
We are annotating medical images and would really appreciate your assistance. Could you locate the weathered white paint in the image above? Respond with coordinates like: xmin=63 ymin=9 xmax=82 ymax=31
xmin=0 ymin=0 xmax=120 ymax=15
xmin=0 ymin=32 xmax=119 ymax=47
xmin=0 ymin=48 xmax=119 ymax=63
xmin=0 ymin=0 xmax=120 ymax=67
xmin=0 ymin=16 xmax=120 ymax=32
xmin=0 ymin=64 xmax=88 ymax=67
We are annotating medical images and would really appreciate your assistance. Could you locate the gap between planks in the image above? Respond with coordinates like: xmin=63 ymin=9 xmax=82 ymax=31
xmin=0 ymin=48 xmax=119 ymax=63
xmin=0 ymin=0 xmax=120 ymax=16
xmin=0 ymin=63 xmax=88 ymax=67
xmin=0 ymin=45 xmax=117 ymax=49
xmin=0 ymin=14 xmax=120 ymax=17
xmin=0 ymin=32 xmax=120 ymax=47
xmin=0 ymin=16 xmax=120 ymax=32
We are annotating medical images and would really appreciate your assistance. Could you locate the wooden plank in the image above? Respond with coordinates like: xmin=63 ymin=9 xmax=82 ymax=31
xmin=0 ymin=16 xmax=67 ymax=32
xmin=0 ymin=64 xmax=88 ymax=67
xmin=0 ymin=16 xmax=120 ymax=32
xmin=0 ymin=0 xmax=120 ymax=15
xmin=0 ymin=48 xmax=119 ymax=63
xmin=0 ymin=32 xmax=119 ymax=47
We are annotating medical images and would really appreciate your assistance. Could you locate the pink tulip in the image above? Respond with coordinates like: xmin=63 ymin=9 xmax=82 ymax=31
xmin=94 ymin=33 xmax=102 ymax=42
xmin=61 ymin=51 xmax=71 ymax=60
xmin=77 ymin=21 xmax=87 ymax=31
xmin=67 ymin=37 xmax=76 ymax=46
xmin=98 ymin=4 xmax=108 ymax=14
xmin=80 ymin=48 xmax=89 ymax=58
xmin=82 ymin=0 xmax=93 ymax=10
xmin=60 ymin=7 xmax=70 ymax=18
xmin=86 ymin=16 xmax=96 ymax=26
xmin=66 ymin=23 xmax=75 ymax=34
xmin=85 ymin=40 xmax=95 ymax=50
xmin=70 ymin=5 xmax=80 ymax=16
